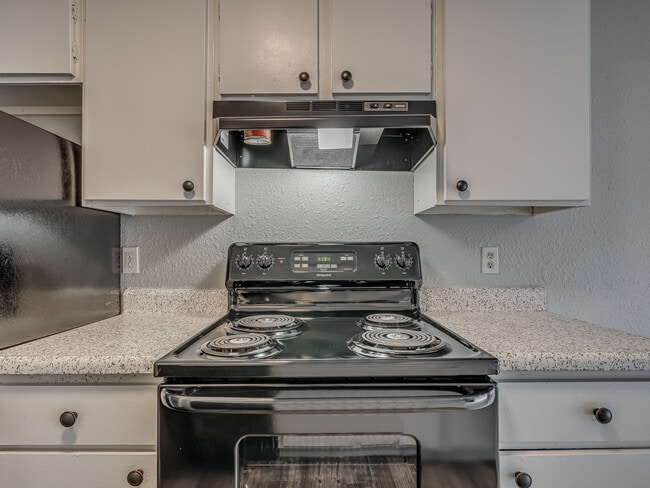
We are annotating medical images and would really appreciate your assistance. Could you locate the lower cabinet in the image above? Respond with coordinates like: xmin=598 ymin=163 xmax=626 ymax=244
xmin=498 ymin=380 xmax=650 ymax=488
xmin=500 ymin=449 xmax=650 ymax=488
xmin=0 ymin=383 xmax=157 ymax=488
xmin=0 ymin=451 xmax=156 ymax=488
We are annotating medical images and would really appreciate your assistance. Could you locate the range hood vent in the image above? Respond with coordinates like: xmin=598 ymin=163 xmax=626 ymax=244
xmin=214 ymin=100 xmax=437 ymax=171
xmin=285 ymin=101 xmax=365 ymax=112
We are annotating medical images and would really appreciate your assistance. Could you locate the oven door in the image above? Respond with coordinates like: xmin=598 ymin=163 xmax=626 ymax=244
xmin=158 ymin=383 xmax=497 ymax=488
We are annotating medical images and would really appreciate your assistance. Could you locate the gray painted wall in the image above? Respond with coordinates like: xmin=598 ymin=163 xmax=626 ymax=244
xmin=123 ymin=1 xmax=650 ymax=338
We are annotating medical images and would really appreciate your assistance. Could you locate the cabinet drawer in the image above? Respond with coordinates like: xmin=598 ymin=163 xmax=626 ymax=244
xmin=0 ymin=451 xmax=155 ymax=488
xmin=499 ymin=381 xmax=650 ymax=449
xmin=499 ymin=449 xmax=650 ymax=488
xmin=0 ymin=385 xmax=156 ymax=447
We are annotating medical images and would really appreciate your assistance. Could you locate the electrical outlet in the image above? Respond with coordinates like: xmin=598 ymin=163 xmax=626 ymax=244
xmin=481 ymin=246 xmax=499 ymax=274
xmin=121 ymin=247 xmax=140 ymax=274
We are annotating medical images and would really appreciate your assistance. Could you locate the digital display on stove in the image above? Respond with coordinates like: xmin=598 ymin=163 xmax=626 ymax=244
xmin=290 ymin=251 xmax=357 ymax=273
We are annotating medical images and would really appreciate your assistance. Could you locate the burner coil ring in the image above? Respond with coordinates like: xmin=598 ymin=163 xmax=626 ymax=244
xmin=200 ymin=333 xmax=281 ymax=359
xmin=347 ymin=328 xmax=447 ymax=358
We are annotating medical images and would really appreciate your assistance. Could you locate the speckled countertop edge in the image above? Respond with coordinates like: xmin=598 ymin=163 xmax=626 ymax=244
xmin=1 ymin=287 xmax=648 ymax=377
xmin=427 ymin=311 xmax=650 ymax=373
xmin=0 ymin=314 xmax=217 ymax=376
xmin=121 ymin=287 xmax=547 ymax=314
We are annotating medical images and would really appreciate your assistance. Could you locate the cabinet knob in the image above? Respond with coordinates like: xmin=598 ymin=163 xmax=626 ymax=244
xmin=59 ymin=411 xmax=78 ymax=428
xmin=340 ymin=70 xmax=353 ymax=82
xmin=127 ymin=469 xmax=144 ymax=486
xmin=299 ymin=72 xmax=310 ymax=83
xmin=182 ymin=180 xmax=195 ymax=192
xmin=456 ymin=180 xmax=469 ymax=192
xmin=514 ymin=471 xmax=533 ymax=488
xmin=593 ymin=407 xmax=613 ymax=424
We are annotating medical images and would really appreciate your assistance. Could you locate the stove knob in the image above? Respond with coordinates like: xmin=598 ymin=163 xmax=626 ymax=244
xmin=257 ymin=253 xmax=274 ymax=269
xmin=236 ymin=253 xmax=253 ymax=270
xmin=395 ymin=253 xmax=413 ymax=269
xmin=374 ymin=251 xmax=391 ymax=269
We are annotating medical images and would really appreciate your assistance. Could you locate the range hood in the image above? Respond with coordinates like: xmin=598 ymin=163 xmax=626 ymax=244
xmin=213 ymin=100 xmax=437 ymax=171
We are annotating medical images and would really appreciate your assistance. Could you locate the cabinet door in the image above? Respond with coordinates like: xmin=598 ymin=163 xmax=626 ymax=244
xmin=84 ymin=0 xmax=208 ymax=203
xmin=0 ymin=451 xmax=156 ymax=488
xmin=219 ymin=0 xmax=319 ymax=95
xmin=443 ymin=0 xmax=590 ymax=204
xmin=499 ymin=382 xmax=650 ymax=450
xmin=0 ymin=0 xmax=78 ymax=79
xmin=0 ymin=385 xmax=156 ymax=447
xmin=500 ymin=449 xmax=650 ymax=488
xmin=331 ymin=0 xmax=432 ymax=95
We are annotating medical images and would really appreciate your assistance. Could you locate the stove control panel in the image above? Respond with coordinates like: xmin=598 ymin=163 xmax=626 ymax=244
xmin=227 ymin=242 xmax=421 ymax=284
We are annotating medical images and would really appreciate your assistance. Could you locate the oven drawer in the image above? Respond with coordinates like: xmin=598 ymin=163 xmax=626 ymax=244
xmin=0 ymin=385 xmax=157 ymax=447
xmin=0 ymin=451 xmax=156 ymax=488
xmin=499 ymin=449 xmax=650 ymax=488
xmin=499 ymin=381 xmax=650 ymax=449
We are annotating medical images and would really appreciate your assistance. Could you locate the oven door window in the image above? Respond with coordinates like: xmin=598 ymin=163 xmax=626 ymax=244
xmin=238 ymin=434 xmax=417 ymax=487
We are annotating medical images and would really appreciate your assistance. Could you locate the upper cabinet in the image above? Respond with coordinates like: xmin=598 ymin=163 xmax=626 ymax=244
xmin=83 ymin=0 xmax=234 ymax=215
xmin=330 ymin=0 xmax=432 ymax=95
xmin=415 ymin=0 xmax=590 ymax=214
xmin=217 ymin=0 xmax=433 ymax=97
xmin=0 ymin=0 xmax=81 ymax=82
xmin=219 ymin=0 xmax=319 ymax=95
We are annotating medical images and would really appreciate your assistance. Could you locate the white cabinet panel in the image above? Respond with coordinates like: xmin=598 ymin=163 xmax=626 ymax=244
xmin=331 ymin=0 xmax=432 ymax=94
xmin=499 ymin=382 xmax=650 ymax=449
xmin=0 ymin=0 xmax=79 ymax=80
xmin=217 ymin=0 xmax=432 ymax=98
xmin=0 ymin=385 xmax=157 ymax=447
xmin=499 ymin=449 xmax=650 ymax=488
xmin=219 ymin=0 xmax=319 ymax=95
xmin=84 ymin=0 xmax=212 ymax=207
xmin=441 ymin=0 xmax=590 ymax=205
xmin=0 ymin=451 xmax=156 ymax=488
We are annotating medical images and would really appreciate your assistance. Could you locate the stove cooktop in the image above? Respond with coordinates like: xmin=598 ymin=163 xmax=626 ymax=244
xmin=155 ymin=243 xmax=498 ymax=381
xmin=154 ymin=310 xmax=498 ymax=380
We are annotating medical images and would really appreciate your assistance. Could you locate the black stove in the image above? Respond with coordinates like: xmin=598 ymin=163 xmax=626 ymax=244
xmin=155 ymin=242 xmax=498 ymax=380
xmin=155 ymin=243 xmax=499 ymax=488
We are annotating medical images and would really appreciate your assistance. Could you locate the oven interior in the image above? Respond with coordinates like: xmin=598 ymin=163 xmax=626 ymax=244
xmin=238 ymin=435 xmax=418 ymax=487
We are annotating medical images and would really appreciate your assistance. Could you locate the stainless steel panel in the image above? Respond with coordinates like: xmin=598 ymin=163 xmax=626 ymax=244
xmin=0 ymin=110 xmax=78 ymax=203
xmin=0 ymin=111 xmax=120 ymax=349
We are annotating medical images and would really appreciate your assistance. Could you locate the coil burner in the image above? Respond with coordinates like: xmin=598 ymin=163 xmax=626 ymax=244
xmin=200 ymin=333 xmax=281 ymax=359
xmin=348 ymin=329 xmax=447 ymax=358
xmin=358 ymin=313 xmax=419 ymax=331
xmin=226 ymin=314 xmax=306 ymax=339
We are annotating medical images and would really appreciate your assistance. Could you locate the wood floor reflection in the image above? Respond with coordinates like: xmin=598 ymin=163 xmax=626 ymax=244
xmin=239 ymin=456 xmax=417 ymax=488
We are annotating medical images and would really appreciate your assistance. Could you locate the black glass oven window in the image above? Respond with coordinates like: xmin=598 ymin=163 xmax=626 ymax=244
xmin=237 ymin=434 xmax=417 ymax=487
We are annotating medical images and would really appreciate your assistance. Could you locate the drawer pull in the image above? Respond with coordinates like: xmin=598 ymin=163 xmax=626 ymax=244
xmin=515 ymin=471 xmax=533 ymax=487
xmin=59 ymin=411 xmax=77 ymax=427
xmin=127 ymin=469 xmax=144 ymax=486
xmin=593 ymin=407 xmax=613 ymax=424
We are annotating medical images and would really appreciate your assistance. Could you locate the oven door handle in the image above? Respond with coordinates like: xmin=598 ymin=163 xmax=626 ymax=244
xmin=160 ymin=386 xmax=495 ymax=414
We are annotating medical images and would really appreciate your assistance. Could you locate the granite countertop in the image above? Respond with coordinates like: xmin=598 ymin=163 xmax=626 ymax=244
xmin=0 ymin=287 xmax=648 ymax=377
xmin=427 ymin=311 xmax=650 ymax=374
xmin=0 ymin=314 xmax=215 ymax=376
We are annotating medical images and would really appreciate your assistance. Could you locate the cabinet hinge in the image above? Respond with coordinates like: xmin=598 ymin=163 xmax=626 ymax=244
xmin=71 ymin=0 xmax=78 ymax=23
xmin=72 ymin=42 xmax=78 ymax=63
xmin=217 ymin=2 xmax=220 ymax=20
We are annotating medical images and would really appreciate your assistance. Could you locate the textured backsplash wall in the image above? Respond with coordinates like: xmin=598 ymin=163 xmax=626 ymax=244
xmin=122 ymin=1 xmax=650 ymax=338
